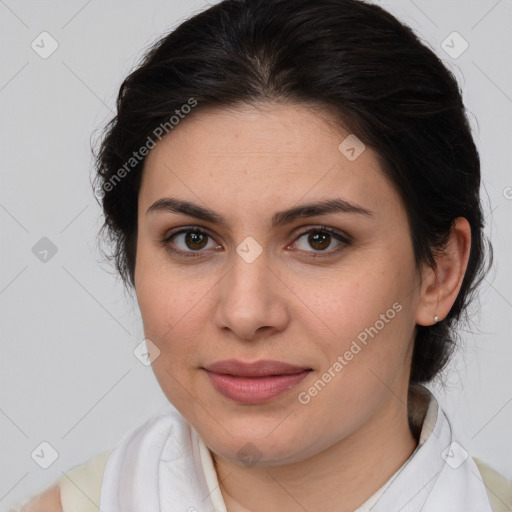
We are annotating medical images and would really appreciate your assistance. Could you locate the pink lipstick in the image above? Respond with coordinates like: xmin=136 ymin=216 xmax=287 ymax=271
xmin=203 ymin=359 xmax=311 ymax=405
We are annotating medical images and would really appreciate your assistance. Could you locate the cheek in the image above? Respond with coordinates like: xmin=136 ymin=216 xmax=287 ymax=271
xmin=138 ymin=285 xmax=205 ymax=358
xmin=291 ymin=252 xmax=417 ymax=389
xmin=135 ymin=251 xmax=205 ymax=365
xmin=135 ymin=266 xmax=206 ymax=410
xmin=135 ymin=239 xmax=205 ymax=330
xmin=291 ymin=256 xmax=408 ymax=337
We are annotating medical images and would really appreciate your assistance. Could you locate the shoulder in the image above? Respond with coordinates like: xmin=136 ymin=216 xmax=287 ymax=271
xmin=8 ymin=484 xmax=62 ymax=512
xmin=14 ymin=409 xmax=182 ymax=512
xmin=58 ymin=449 xmax=112 ymax=512
xmin=473 ymin=456 xmax=512 ymax=512
xmin=9 ymin=450 xmax=112 ymax=512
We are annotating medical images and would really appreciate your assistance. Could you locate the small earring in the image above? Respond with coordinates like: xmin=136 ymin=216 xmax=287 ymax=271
xmin=433 ymin=315 xmax=439 ymax=324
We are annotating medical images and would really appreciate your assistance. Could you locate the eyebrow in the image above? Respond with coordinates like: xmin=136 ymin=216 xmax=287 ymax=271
xmin=146 ymin=197 xmax=373 ymax=229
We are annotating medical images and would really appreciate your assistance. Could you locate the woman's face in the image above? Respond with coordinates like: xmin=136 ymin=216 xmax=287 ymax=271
xmin=135 ymin=102 xmax=425 ymax=466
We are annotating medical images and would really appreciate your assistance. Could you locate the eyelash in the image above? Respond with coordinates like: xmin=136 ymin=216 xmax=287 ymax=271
xmin=159 ymin=226 xmax=351 ymax=259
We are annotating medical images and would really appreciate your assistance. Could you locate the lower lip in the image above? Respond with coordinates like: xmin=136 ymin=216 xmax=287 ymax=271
xmin=204 ymin=370 xmax=311 ymax=405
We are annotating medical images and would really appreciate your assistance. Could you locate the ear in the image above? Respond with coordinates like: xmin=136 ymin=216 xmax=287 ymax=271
xmin=415 ymin=217 xmax=472 ymax=326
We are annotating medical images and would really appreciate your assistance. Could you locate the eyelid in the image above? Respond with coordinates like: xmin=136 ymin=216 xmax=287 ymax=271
xmin=292 ymin=225 xmax=352 ymax=244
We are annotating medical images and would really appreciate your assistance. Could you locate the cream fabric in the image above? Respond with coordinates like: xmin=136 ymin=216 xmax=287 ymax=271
xmin=473 ymin=457 xmax=512 ymax=512
xmin=58 ymin=450 xmax=111 ymax=512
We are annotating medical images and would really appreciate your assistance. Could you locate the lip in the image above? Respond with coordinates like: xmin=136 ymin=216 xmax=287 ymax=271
xmin=204 ymin=359 xmax=310 ymax=377
xmin=202 ymin=359 xmax=312 ymax=405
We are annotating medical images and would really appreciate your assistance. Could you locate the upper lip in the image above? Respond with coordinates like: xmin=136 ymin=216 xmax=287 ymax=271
xmin=203 ymin=359 xmax=311 ymax=377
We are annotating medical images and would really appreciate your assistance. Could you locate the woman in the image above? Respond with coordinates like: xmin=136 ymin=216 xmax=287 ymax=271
xmin=13 ymin=0 xmax=511 ymax=510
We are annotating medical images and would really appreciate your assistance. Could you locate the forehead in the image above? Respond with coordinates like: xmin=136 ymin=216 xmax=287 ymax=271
xmin=138 ymin=103 xmax=401 ymax=224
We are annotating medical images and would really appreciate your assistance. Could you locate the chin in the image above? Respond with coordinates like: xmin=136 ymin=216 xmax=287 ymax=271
xmin=193 ymin=411 xmax=320 ymax=466
xmin=207 ymin=435 xmax=308 ymax=468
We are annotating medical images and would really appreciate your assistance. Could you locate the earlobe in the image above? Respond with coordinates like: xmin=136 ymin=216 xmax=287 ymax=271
xmin=415 ymin=217 xmax=472 ymax=326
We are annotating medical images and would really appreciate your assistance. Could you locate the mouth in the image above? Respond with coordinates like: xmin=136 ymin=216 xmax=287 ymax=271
xmin=202 ymin=359 xmax=312 ymax=405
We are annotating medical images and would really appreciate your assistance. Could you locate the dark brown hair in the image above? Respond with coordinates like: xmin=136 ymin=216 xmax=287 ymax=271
xmin=92 ymin=0 xmax=492 ymax=387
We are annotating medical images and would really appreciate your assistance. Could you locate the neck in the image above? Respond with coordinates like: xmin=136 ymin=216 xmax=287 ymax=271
xmin=213 ymin=386 xmax=429 ymax=512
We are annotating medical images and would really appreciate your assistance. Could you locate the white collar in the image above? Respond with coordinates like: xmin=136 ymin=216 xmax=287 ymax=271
xmin=99 ymin=388 xmax=493 ymax=512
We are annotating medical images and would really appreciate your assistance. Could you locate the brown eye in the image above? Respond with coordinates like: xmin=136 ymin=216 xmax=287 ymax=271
xmin=291 ymin=227 xmax=351 ymax=257
xmin=184 ymin=231 xmax=208 ymax=250
xmin=308 ymin=232 xmax=331 ymax=251
xmin=161 ymin=228 xmax=221 ymax=257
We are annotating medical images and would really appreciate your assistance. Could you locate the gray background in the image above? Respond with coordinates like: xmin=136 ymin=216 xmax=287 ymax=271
xmin=1 ymin=0 xmax=511 ymax=509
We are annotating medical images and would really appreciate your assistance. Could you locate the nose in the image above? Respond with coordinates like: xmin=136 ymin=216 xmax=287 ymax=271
xmin=213 ymin=245 xmax=290 ymax=341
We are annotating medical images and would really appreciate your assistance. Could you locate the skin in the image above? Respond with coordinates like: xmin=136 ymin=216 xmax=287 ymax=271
xmin=18 ymin=485 xmax=62 ymax=512
xmin=132 ymin=102 xmax=471 ymax=512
